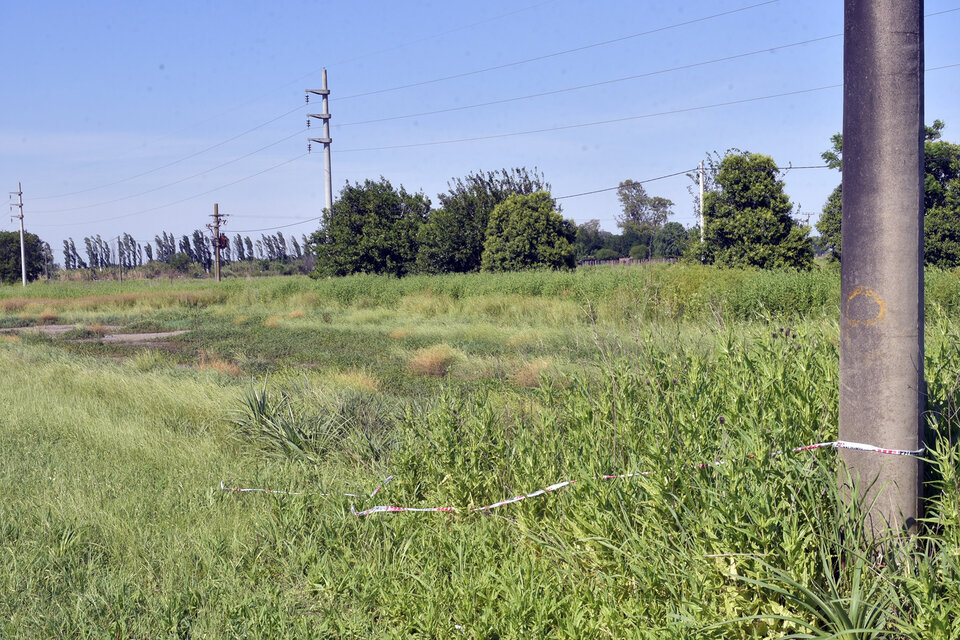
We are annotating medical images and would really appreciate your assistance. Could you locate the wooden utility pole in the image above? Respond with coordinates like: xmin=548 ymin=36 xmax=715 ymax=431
xmin=9 ymin=182 xmax=26 ymax=286
xmin=207 ymin=203 xmax=227 ymax=282
xmin=840 ymin=0 xmax=924 ymax=535
xmin=307 ymin=68 xmax=333 ymax=215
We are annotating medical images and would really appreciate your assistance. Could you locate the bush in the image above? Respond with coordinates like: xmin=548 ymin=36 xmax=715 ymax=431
xmin=596 ymin=248 xmax=620 ymax=261
xmin=628 ymin=244 xmax=648 ymax=260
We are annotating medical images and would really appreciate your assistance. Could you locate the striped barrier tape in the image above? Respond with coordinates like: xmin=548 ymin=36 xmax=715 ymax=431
xmin=222 ymin=440 xmax=924 ymax=517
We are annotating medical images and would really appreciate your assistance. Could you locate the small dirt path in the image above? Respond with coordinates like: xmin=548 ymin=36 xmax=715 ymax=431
xmin=0 ymin=324 xmax=187 ymax=346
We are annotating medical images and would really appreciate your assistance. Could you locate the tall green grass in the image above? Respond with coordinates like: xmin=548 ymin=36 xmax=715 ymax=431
xmin=2 ymin=267 xmax=960 ymax=637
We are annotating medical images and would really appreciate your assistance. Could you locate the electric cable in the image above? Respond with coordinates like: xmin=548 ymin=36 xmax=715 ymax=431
xmin=230 ymin=218 xmax=322 ymax=234
xmin=555 ymin=165 xmax=830 ymax=200
xmin=337 ymin=85 xmax=843 ymax=152
xmin=338 ymin=34 xmax=842 ymax=127
xmin=32 ymin=130 xmax=308 ymax=214
xmin=337 ymin=1 xmax=780 ymax=101
xmin=31 ymin=153 xmax=308 ymax=228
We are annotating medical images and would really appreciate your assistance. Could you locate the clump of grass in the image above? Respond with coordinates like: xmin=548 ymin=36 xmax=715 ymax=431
xmin=511 ymin=357 xmax=551 ymax=387
xmin=331 ymin=369 xmax=380 ymax=393
xmin=232 ymin=384 xmax=341 ymax=462
xmin=408 ymin=344 xmax=457 ymax=377
xmin=0 ymin=335 xmax=20 ymax=343
xmin=287 ymin=309 xmax=306 ymax=319
xmin=198 ymin=350 xmax=243 ymax=377
xmin=507 ymin=328 xmax=542 ymax=349
xmin=130 ymin=349 xmax=171 ymax=372
xmin=389 ymin=327 xmax=413 ymax=340
xmin=37 ymin=308 xmax=58 ymax=324
xmin=263 ymin=315 xmax=281 ymax=328
xmin=86 ymin=322 xmax=107 ymax=336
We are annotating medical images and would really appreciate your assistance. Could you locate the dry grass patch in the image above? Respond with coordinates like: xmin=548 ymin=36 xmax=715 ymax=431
xmin=332 ymin=369 xmax=380 ymax=392
xmin=232 ymin=315 xmax=248 ymax=325
xmin=0 ymin=335 xmax=21 ymax=343
xmin=408 ymin=344 xmax=458 ymax=377
xmin=37 ymin=309 xmax=59 ymax=324
xmin=263 ymin=315 xmax=281 ymax=328
xmin=288 ymin=309 xmax=306 ymax=319
xmin=512 ymin=358 xmax=552 ymax=388
xmin=86 ymin=322 xmax=108 ymax=337
xmin=389 ymin=327 xmax=413 ymax=340
xmin=197 ymin=351 xmax=243 ymax=377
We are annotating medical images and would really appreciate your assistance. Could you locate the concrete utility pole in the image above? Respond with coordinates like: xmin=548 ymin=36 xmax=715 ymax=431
xmin=840 ymin=0 xmax=924 ymax=534
xmin=207 ymin=203 xmax=227 ymax=282
xmin=307 ymin=68 xmax=333 ymax=215
xmin=9 ymin=182 xmax=26 ymax=286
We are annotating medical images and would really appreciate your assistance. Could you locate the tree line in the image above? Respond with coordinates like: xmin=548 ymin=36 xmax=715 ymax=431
xmin=3 ymin=124 xmax=958 ymax=286
xmin=59 ymin=231 xmax=312 ymax=273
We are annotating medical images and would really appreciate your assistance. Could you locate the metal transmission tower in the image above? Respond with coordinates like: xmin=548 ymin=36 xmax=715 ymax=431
xmin=306 ymin=68 xmax=333 ymax=216
xmin=840 ymin=0 xmax=924 ymax=535
xmin=206 ymin=202 xmax=228 ymax=282
xmin=9 ymin=182 xmax=26 ymax=287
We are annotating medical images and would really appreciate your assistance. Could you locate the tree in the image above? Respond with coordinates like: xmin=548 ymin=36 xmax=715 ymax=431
xmin=168 ymin=252 xmax=192 ymax=273
xmin=616 ymin=180 xmax=674 ymax=232
xmin=816 ymin=185 xmax=842 ymax=261
xmin=816 ymin=121 xmax=960 ymax=267
xmin=417 ymin=167 xmax=550 ymax=273
xmin=310 ymin=177 xmax=430 ymax=278
xmin=700 ymin=151 xmax=813 ymax=270
xmin=0 ymin=230 xmax=44 ymax=284
xmin=651 ymin=222 xmax=689 ymax=259
xmin=574 ymin=219 xmax=615 ymax=260
xmin=480 ymin=191 xmax=575 ymax=272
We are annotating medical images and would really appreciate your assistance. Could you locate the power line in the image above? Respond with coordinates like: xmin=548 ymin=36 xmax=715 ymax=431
xmin=337 ymin=1 xmax=779 ymax=101
xmin=338 ymin=34 xmax=842 ymax=128
xmin=230 ymin=218 xmax=322 ymax=234
xmin=555 ymin=165 xmax=830 ymax=200
xmin=336 ymin=59 xmax=959 ymax=154
xmin=337 ymin=84 xmax=843 ymax=153
xmin=32 ymin=153 xmax=307 ymax=228
xmin=32 ymin=103 xmax=306 ymax=201
xmin=33 ymin=129 xmax=308 ymax=214
xmin=27 ymin=1 xmax=559 ymax=202
xmin=556 ymin=169 xmax=695 ymax=199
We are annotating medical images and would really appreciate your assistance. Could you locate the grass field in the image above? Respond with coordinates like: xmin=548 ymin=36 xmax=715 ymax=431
xmin=1 ymin=265 xmax=959 ymax=638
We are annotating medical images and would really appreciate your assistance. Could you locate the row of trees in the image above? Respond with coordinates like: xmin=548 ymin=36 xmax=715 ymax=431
xmin=309 ymin=158 xmax=812 ymax=278
xmin=310 ymin=169 xmax=577 ymax=277
xmin=7 ymin=124 xmax=957 ymax=285
xmin=60 ymin=231 xmax=312 ymax=273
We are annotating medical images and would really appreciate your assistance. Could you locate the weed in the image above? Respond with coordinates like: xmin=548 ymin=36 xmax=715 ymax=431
xmin=408 ymin=344 xmax=458 ymax=377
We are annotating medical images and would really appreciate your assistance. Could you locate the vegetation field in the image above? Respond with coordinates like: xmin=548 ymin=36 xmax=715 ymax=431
xmin=2 ymin=264 xmax=959 ymax=638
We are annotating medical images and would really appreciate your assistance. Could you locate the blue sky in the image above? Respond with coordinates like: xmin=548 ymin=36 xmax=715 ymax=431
xmin=2 ymin=0 xmax=958 ymax=262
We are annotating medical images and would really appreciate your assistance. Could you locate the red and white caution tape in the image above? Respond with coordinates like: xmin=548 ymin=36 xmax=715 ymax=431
xmin=349 ymin=440 xmax=924 ymax=517
xmin=223 ymin=441 xmax=924 ymax=517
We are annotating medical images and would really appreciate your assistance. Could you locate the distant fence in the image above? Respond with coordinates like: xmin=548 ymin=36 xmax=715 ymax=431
xmin=577 ymin=257 xmax=677 ymax=267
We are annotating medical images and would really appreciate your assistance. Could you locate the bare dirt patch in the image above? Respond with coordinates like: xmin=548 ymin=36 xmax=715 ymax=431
xmin=0 ymin=324 xmax=186 ymax=346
